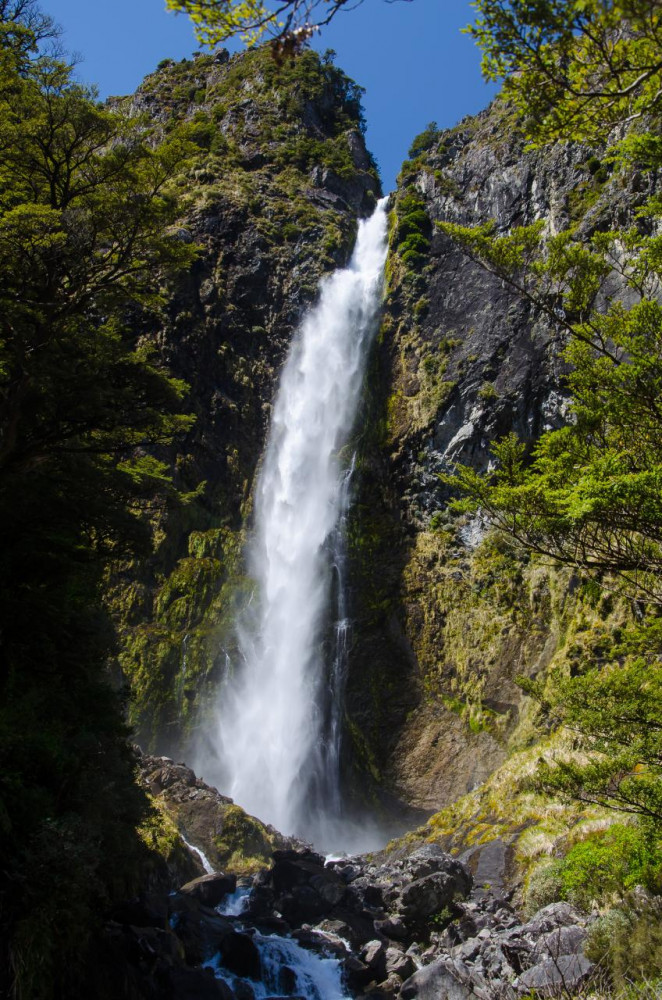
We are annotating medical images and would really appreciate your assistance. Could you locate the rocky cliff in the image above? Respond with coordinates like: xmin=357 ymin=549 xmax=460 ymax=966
xmin=113 ymin=51 xmax=652 ymax=868
xmin=107 ymin=47 xmax=379 ymax=751
xmin=343 ymin=101 xmax=655 ymax=819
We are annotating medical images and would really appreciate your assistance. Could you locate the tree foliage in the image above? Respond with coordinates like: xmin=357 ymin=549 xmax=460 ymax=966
xmin=166 ymin=0 xmax=354 ymax=49
xmin=524 ymin=652 xmax=662 ymax=829
xmin=468 ymin=0 xmax=662 ymax=144
xmin=440 ymin=217 xmax=662 ymax=605
xmin=0 ymin=6 xmax=199 ymax=996
xmin=438 ymin=0 xmax=662 ymax=864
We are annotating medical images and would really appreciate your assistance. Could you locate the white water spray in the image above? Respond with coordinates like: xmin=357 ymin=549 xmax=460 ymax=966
xmin=200 ymin=199 xmax=388 ymax=842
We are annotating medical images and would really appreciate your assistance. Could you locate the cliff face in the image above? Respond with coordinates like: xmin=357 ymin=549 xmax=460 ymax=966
xmin=108 ymin=47 xmax=379 ymax=751
xmin=343 ymin=101 xmax=652 ymax=816
xmin=114 ymin=50 xmax=650 ymax=828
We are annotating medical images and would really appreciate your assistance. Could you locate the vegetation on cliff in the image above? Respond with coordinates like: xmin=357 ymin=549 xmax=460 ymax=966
xmin=388 ymin=2 xmax=662 ymax=989
xmin=107 ymin=42 xmax=378 ymax=751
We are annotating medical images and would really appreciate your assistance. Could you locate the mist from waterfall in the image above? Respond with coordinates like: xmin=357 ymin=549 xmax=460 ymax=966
xmin=197 ymin=198 xmax=388 ymax=847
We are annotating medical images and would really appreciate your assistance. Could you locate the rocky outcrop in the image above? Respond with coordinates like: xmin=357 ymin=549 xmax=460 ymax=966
xmin=139 ymin=753 xmax=301 ymax=874
xmin=107 ymin=47 xmax=380 ymax=752
xmin=343 ymin=100 xmax=655 ymax=818
xmin=248 ymin=843 xmax=472 ymax=942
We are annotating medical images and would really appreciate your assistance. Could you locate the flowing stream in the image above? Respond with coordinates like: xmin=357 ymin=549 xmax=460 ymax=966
xmin=199 ymin=199 xmax=388 ymax=845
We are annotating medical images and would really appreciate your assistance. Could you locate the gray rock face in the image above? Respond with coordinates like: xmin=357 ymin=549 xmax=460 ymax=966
xmin=344 ymin=94 xmax=658 ymax=819
xmin=401 ymin=959 xmax=474 ymax=1000
xmin=516 ymin=953 xmax=594 ymax=995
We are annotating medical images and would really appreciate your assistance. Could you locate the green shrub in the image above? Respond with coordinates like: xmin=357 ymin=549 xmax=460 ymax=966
xmin=401 ymin=248 xmax=428 ymax=270
xmin=397 ymin=210 xmax=430 ymax=241
xmin=524 ymin=859 xmax=565 ymax=915
xmin=408 ymin=121 xmax=440 ymax=159
xmin=400 ymin=232 xmax=430 ymax=256
xmin=559 ymin=824 xmax=661 ymax=909
xmin=586 ymin=892 xmax=662 ymax=990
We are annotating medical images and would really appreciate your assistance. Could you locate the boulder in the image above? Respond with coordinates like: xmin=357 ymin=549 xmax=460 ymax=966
xmin=233 ymin=983 xmax=255 ymax=1000
xmin=361 ymin=939 xmax=387 ymax=980
xmin=516 ymin=954 xmax=594 ymax=996
xmin=344 ymin=954 xmax=374 ymax=991
xmin=521 ymin=902 xmax=585 ymax=936
xmin=398 ymin=872 xmax=460 ymax=920
xmin=219 ymin=931 xmax=262 ymax=980
xmin=277 ymin=965 xmax=298 ymax=993
xmin=181 ymin=873 xmax=238 ymax=908
xmin=374 ymin=916 xmax=408 ymax=940
xmin=531 ymin=924 xmax=587 ymax=962
xmin=167 ymin=967 xmax=234 ymax=1000
xmin=270 ymin=850 xmax=327 ymax=891
xmin=400 ymin=958 xmax=474 ymax=1000
xmin=278 ymin=885 xmax=328 ymax=925
xmin=385 ymin=946 xmax=415 ymax=980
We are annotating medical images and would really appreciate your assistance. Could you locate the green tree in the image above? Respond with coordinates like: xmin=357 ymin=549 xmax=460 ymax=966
xmin=468 ymin=0 xmax=662 ymax=144
xmin=524 ymin=653 xmax=662 ymax=830
xmin=0 ymin=10 xmax=198 ymax=997
xmin=440 ymin=218 xmax=662 ymax=605
xmin=166 ymin=0 xmax=353 ymax=48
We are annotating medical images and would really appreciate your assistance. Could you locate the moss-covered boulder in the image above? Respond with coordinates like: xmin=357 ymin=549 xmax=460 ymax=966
xmin=139 ymin=754 xmax=300 ymax=875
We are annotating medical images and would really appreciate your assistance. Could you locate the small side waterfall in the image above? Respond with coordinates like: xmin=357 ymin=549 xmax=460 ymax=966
xmin=200 ymin=198 xmax=388 ymax=845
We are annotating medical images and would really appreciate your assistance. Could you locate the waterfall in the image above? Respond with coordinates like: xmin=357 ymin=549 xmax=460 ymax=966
xmin=200 ymin=197 xmax=388 ymax=844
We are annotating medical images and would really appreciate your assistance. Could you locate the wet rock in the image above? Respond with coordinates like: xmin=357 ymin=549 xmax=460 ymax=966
xmin=344 ymin=954 xmax=375 ymax=991
xmin=244 ymin=885 xmax=276 ymax=922
xmin=315 ymin=917 xmax=354 ymax=939
xmin=219 ymin=931 xmax=262 ymax=979
xmin=169 ymin=899 xmax=234 ymax=967
xmin=167 ymin=967 xmax=234 ymax=1000
xmin=277 ymin=965 xmax=298 ymax=992
xmin=290 ymin=927 xmax=348 ymax=957
xmin=181 ymin=873 xmax=238 ymax=908
xmin=278 ymin=885 xmax=328 ymax=925
xmin=233 ymin=983 xmax=255 ymax=1000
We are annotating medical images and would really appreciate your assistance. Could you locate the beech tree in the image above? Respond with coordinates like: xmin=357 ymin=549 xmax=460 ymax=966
xmin=469 ymin=0 xmax=662 ymax=144
xmin=0 ymin=10 xmax=198 ymax=995
xmin=165 ymin=0 xmax=352 ymax=48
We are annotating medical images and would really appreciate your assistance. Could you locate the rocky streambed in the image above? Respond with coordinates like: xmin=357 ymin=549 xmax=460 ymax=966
xmin=104 ymin=773 xmax=597 ymax=1000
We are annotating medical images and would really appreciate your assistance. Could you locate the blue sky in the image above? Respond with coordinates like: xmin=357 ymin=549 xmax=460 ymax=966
xmin=43 ymin=0 xmax=497 ymax=192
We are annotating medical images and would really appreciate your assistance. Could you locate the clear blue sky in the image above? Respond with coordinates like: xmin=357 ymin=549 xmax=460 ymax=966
xmin=42 ymin=0 xmax=497 ymax=192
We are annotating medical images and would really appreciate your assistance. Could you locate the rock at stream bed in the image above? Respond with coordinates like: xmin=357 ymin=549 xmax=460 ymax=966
xmin=181 ymin=873 xmax=238 ymax=907
xmin=400 ymin=958 xmax=474 ymax=1000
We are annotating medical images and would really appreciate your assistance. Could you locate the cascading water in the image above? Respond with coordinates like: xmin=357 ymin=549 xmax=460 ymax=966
xmin=198 ymin=198 xmax=388 ymax=845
